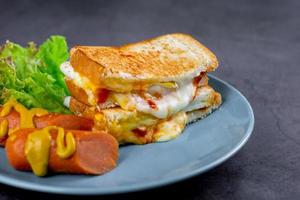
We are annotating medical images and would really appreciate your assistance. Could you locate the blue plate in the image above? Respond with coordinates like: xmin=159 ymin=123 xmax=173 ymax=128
xmin=0 ymin=75 xmax=254 ymax=195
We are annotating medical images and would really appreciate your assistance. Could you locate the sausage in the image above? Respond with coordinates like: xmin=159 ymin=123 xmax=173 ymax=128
xmin=0 ymin=110 xmax=20 ymax=145
xmin=5 ymin=128 xmax=118 ymax=175
xmin=34 ymin=114 xmax=93 ymax=130
xmin=0 ymin=109 xmax=94 ymax=146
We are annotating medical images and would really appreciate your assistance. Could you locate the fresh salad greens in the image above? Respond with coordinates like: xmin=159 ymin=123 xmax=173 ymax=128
xmin=0 ymin=35 xmax=71 ymax=113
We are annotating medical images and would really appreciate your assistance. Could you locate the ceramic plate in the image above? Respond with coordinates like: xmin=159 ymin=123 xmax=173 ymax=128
xmin=0 ymin=75 xmax=254 ymax=195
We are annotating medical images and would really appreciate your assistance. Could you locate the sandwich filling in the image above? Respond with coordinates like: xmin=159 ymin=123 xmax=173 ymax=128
xmin=61 ymin=62 xmax=214 ymax=118
xmin=61 ymin=61 xmax=221 ymax=144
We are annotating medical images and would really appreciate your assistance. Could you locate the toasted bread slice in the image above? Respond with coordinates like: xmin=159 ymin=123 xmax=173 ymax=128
xmin=70 ymin=33 xmax=218 ymax=91
xmin=187 ymin=93 xmax=222 ymax=124
xmin=65 ymin=78 xmax=90 ymax=106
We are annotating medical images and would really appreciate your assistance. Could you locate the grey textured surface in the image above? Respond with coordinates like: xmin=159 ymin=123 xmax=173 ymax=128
xmin=0 ymin=0 xmax=299 ymax=199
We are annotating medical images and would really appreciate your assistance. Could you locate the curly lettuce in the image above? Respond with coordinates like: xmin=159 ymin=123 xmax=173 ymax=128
xmin=0 ymin=35 xmax=71 ymax=113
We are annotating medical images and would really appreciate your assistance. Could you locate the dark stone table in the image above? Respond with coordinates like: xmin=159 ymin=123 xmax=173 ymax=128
xmin=0 ymin=0 xmax=299 ymax=199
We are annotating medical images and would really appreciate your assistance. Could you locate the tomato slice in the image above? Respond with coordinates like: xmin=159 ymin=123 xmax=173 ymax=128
xmin=193 ymin=72 xmax=205 ymax=86
xmin=192 ymin=72 xmax=206 ymax=100
xmin=147 ymin=99 xmax=157 ymax=109
xmin=97 ymin=89 xmax=110 ymax=104
xmin=132 ymin=128 xmax=148 ymax=137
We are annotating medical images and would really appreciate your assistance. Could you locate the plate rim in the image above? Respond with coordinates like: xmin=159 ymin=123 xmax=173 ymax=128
xmin=0 ymin=75 xmax=254 ymax=195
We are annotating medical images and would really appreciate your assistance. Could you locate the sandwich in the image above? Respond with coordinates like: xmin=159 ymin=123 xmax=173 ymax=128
xmin=61 ymin=33 xmax=222 ymax=144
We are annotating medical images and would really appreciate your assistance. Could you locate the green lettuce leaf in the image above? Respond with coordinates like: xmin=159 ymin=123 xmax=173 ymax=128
xmin=37 ymin=36 xmax=70 ymax=94
xmin=0 ymin=36 xmax=70 ymax=113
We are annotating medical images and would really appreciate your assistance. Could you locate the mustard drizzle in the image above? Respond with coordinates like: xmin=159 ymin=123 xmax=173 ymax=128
xmin=0 ymin=99 xmax=48 ymax=138
xmin=25 ymin=126 xmax=76 ymax=176
xmin=1 ymin=99 xmax=76 ymax=176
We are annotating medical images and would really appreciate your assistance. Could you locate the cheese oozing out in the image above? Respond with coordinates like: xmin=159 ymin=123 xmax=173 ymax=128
xmin=128 ymin=80 xmax=195 ymax=119
xmin=183 ymin=86 xmax=216 ymax=112
xmin=61 ymin=62 xmax=214 ymax=119
xmin=114 ymin=82 xmax=215 ymax=119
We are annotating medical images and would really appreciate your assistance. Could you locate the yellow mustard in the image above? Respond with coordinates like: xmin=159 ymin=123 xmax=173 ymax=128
xmin=0 ymin=119 xmax=8 ymax=138
xmin=25 ymin=127 xmax=52 ymax=176
xmin=155 ymin=82 xmax=178 ymax=89
xmin=56 ymin=129 xmax=76 ymax=159
xmin=0 ymin=99 xmax=48 ymax=138
xmin=25 ymin=126 xmax=76 ymax=176
xmin=1 ymin=99 xmax=49 ymax=128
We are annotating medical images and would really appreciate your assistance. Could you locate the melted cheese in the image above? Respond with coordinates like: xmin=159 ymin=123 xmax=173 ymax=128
xmin=61 ymin=62 xmax=215 ymax=120
xmin=113 ymin=84 xmax=217 ymax=119
xmin=63 ymin=96 xmax=71 ymax=108
xmin=113 ymin=80 xmax=195 ymax=119
xmin=95 ymin=109 xmax=158 ymax=144
xmin=153 ymin=111 xmax=187 ymax=142
xmin=93 ymin=108 xmax=187 ymax=144
xmin=183 ymin=86 xmax=215 ymax=112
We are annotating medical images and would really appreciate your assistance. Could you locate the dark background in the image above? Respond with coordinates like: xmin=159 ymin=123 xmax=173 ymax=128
xmin=0 ymin=0 xmax=300 ymax=199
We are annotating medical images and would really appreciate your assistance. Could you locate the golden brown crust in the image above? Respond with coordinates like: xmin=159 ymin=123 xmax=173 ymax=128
xmin=187 ymin=91 xmax=222 ymax=124
xmin=70 ymin=33 xmax=218 ymax=90
xmin=69 ymin=97 xmax=97 ymax=119
xmin=65 ymin=78 xmax=91 ymax=106
xmin=167 ymin=33 xmax=219 ymax=72
xmin=70 ymin=49 xmax=104 ymax=87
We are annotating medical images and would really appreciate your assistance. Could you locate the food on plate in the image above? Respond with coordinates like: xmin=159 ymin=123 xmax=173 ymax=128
xmin=0 ymin=35 xmax=120 ymax=177
xmin=0 ymin=36 xmax=70 ymax=113
xmin=62 ymin=33 xmax=222 ymax=144
xmin=0 ymin=99 xmax=93 ymax=146
xmin=6 ymin=127 xmax=118 ymax=176
xmin=0 ymin=33 xmax=222 ymax=177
